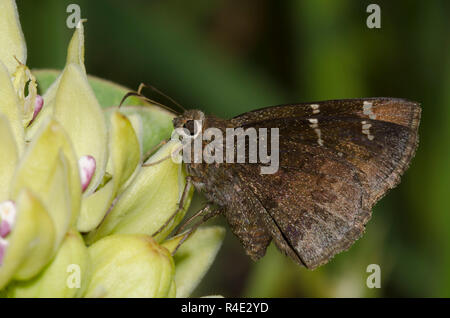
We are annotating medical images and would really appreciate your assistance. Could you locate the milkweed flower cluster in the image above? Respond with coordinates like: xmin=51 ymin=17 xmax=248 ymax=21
xmin=0 ymin=0 xmax=224 ymax=298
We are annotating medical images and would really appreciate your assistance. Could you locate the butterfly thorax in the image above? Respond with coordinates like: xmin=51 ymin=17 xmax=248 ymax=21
xmin=173 ymin=110 xmax=235 ymax=206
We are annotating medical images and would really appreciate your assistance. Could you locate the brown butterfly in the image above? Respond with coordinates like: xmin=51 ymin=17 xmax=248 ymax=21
xmin=170 ymin=97 xmax=421 ymax=269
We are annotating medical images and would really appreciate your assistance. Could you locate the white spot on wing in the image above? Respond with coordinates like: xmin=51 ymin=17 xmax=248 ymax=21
xmin=363 ymin=101 xmax=377 ymax=120
xmin=308 ymin=118 xmax=324 ymax=146
xmin=361 ymin=120 xmax=375 ymax=140
xmin=310 ymin=104 xmax=320 ymax=114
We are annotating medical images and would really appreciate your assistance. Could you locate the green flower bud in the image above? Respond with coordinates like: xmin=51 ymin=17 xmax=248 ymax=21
xmin=12 ymin=119 xmax=80 ymax=239
xmin=5 ymin=230 xmax=90 ymax=298
xmin=78 ymin=155 xmax=96 ymax=193
xmin=53 ymin=63 xmax=108 ymax=195
xmin=29 ymin=95 xmax=44 ymax=125
xmin=26 ymin=20 xmax=87 ymax=140
xmin=0 ymin=60 xmax=24 ymax=154
xmin=86 ymin=140 xmax=193 ymax=244
xmin=77 ymin=111 xmax=140 ymax=233
xmin=0 ymin=201 xmax=16 ymax=238
xmin=0 ymin=201 xmax=16 ymax=266
xmin=11 ymin=61 xmax=40 ymax=127
xmin=0 ymin=189 xmax=55 ymax=289
xmin=0 ymin=115 xmax=19 ymax=201
xmin=0 ymin=0 xmax=26 ymax=75
xmin=84 ymin=234 xmax=175 ymax=298
xmin=107 ymin=111 xmax=141 ymax=193
xmin=0 ymin=1 xmax=225 ymax=298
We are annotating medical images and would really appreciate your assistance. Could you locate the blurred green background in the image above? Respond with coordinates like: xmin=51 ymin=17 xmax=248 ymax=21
xmin=17 ymin=0 xmax=450 ymax=297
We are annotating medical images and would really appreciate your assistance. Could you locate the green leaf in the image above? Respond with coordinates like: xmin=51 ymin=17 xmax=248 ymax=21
xmin=163 ymin=226 xmax=225 ymax=298
xmin=33 ymin=70 xmax=59 ymax=94
xmin=115 ymin=106 xmax=174 ymax=156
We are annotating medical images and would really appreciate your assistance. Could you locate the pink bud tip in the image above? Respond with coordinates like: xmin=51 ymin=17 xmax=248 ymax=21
xmin=0 ymin=221 xmax=11 ymax=238
xmin=33 ymin=95 xmax=44 ymax=119
xmin=0 ymin=238 xmax=8 ymax=266
xmin=27 ymin=95 xmax=44 ymax=126
xmin=0 ymin=201 xmax=16 ymax=238
xmin=79 ymin=155 xmax=96 ymax=192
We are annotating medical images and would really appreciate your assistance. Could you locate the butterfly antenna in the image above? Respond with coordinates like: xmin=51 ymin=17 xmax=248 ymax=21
xmin=119 ymin=91 xmax=180 ymax=115
xmin=137 ymin=83 xmax=186 ymax=112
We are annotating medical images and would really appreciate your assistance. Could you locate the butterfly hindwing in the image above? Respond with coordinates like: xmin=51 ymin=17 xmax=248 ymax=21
xmin=225 ymin=98 xmax=420 ymax=267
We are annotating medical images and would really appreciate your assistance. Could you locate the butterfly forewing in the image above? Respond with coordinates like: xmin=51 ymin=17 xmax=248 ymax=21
xmin=185 ymin=97 xmax=420 ymax=268
xmin=232 ymin=98 xmax=420 ymax=206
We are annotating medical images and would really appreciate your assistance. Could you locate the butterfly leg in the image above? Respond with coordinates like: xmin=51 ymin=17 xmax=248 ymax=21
xmin=175 ymin=204 xmax=214 ymax=235
xmin=151 ymin=176 xmax=194 ymax=237
xmin=170 ymin=206 xmax=222 ymax=255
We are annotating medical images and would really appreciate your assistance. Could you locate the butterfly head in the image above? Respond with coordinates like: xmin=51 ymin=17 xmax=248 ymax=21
xmin=173 ymin=109 xmax=205 ymax=136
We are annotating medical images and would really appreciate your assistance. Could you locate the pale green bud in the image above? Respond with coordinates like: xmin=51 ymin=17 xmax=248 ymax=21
xmin=77 ymin=111 xmax=140 ymax=232
xmin=0 ymin=189 xmax=55 ymax=289
xmin=84 ymin=234 xmax=175 ymax=298
xmin=0 ymin=0 xmax=26 ymax=75
xmin=6 ymin=230 xmax=90 ymax=298
xmin=86 ymin=140 xmax=193 ymax=244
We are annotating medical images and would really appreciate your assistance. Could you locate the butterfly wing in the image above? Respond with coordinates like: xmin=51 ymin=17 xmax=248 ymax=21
xmin=229 ymin=98 xmax=420 ymax=268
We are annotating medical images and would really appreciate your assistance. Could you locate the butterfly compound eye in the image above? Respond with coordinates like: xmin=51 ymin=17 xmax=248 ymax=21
xmin=183 ymin=120 xmax=196 ymax=135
